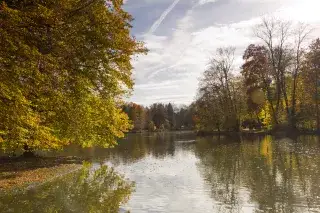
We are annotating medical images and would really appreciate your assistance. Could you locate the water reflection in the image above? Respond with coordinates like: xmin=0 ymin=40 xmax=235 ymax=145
xmin=0 ymin=162 xmax=134 ymax=213
xmin=2 ymin=133 xmax=320 ymax=212
xmin=195 ymin=135 xmax=320 ymax=212
xmin=47 ymin=132 xmax=195 ymax=164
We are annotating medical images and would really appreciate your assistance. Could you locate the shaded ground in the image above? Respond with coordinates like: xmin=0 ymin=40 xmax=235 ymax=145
xmin=0 ymin=156 xmax=84 ymax=190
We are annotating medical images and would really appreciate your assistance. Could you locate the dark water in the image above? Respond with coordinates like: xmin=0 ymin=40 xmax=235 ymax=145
xmin=2 ymin=132 xmax=320 ymax=213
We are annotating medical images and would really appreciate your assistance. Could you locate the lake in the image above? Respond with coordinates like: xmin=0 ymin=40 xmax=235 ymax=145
xmin=1 ymin=132 xmax=320 ymax=213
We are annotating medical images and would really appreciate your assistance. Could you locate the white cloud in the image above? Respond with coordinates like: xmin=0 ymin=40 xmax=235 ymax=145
xmin=276 ymin=0 xmax=320 ymax=23
xmin=198 ymin=0 xmax=217 ymax=5
xmin=128 ymin=0 xmax=320 ymax=105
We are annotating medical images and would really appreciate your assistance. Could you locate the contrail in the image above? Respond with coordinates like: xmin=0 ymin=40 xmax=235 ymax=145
xmin=148 ymin=0 xmax=181 ymax=34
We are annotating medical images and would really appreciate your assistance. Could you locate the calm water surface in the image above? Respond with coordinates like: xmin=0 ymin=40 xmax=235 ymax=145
xmin=2 ymin=132 xmax=320 ymax=213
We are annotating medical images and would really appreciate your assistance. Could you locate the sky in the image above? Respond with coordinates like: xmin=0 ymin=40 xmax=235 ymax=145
xmin=123 ymin=0 xmax=320 ymax=106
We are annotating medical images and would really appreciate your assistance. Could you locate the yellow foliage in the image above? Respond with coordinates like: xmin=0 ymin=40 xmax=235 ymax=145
xmin=0 ymin=0 xmax=146 ymax=151
xmin=259 ymin=103 xmax=272 ymax=129
xmin=260 ymin=135 xmax=273 ymax=165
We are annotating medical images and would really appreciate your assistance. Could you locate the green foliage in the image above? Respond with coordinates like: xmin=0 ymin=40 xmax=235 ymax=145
xmin=258 ymin=103 xmax=272 ymax=129
xmin=0 ymin=162 xmax=135 ymax=213
xmin=0 ymin=0 xmax=146 ymax=151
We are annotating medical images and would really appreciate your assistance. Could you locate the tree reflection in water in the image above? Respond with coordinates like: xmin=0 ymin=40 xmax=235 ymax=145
xmin=195 ymin=135 xmax=320 ymax=213
xmin=3 ymin=133 xmax=320 ymax=212
xmin=48 ymin=132 xmax=183 ymax=164
xmin=0 ymin=162 xmax=134 ymax=213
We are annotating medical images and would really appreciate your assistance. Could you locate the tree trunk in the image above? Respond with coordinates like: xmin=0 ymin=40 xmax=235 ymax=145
xmin=291 ymin=72 xmax=298 ymax=129
xmin=275 ymin=74 xmax=281 ymax=119
xmin=23 ymin=144 xmax=35 ymax=158
xmin=316 ymin=71 xmax=320 ymax=132
xmin=281 ymin=72 xmax=290 ymax=122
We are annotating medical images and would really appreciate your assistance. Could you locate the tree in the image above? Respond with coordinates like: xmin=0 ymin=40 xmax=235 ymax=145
xmin=150 ymin=103 xmax=166 ymax=129
xmin=254 ymin=18 xmax=312 ymax=128
xmin=124 ymin=103 xmax=146 ymax=132
xmin=301 ymin=39 xmax=320 ymax=131
xmin=254 ymin=18 xmax=291 ymax=124
xmin=195 ymin=47 xmax=241 ymax=132
xmin=0 ymin=0 xmax=147 ymax=152
xmin=290 ymin=24 xmax=311 ymax=128
xmin=167 ymin=103 xmax=176 ymax=129
xmin=241 ymin=44 xmax=271 ymax=124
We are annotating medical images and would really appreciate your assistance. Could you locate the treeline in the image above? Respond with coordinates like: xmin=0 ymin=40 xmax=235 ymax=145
xmin=122 ymin=103 xmax=195 ymax=132
xmin=194 ymin=18 xmax=320 ymax=133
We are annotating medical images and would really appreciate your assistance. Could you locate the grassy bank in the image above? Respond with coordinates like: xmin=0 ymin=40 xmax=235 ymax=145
xmin=0 ymin=156 xmax=83 ymax=190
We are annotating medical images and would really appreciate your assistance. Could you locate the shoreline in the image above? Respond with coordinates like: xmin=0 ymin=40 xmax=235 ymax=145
xmin=196 ymin=130 xmax=320 ymax=137
xmin=127 ymin=129 xmax=320 ymax=137
xmin=0 ymin=156 xmax=84 ymax=191
xmin=127 ymin=129 xmax=195 ymax=134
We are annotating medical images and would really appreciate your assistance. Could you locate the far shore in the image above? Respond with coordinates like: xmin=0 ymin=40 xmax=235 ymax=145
xmin=127 ymin=128 xmax=320 ymax=137
xmin=127 ymin=129 xmax=195 ymax=134
xmin=196 ymin=129 xmax=320 ymax=137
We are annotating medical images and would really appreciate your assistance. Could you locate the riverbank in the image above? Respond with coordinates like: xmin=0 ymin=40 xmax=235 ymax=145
xmin=128 ymin=129 xmax=195 ymax=134
xmin=0 ymin=156 xmax=83 ymax=190
xmin=197 ymin=130 xmax=268 ymax=136
xmin=196 ymin=129 xmax=320 ymax=137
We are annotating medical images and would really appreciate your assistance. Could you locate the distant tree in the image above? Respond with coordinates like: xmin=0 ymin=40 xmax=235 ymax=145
xmin=164 ymin=119 xmax=171 ymax=130
xmin=159 ymin=124 xmax=165 ymax=131
xmin=151 ymin=103 xmax=166 ymax=129
xmin=123 ymin=103 xmax=147 ymax=132
xmin=145 ymin=107 xmax=152 ymax=129
xmin=167 ymin=103 xmax=176 ymax=129
xmin=147 ymin=121 xmax=156 ymax=132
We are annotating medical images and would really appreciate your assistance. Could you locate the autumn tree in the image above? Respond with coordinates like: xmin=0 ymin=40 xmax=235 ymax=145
xmin=254 ymin=18 xmax=292 ymax=124
xmin=123 ymin=103 xmax=146 ymax=132
xmin=195 ymin=47 xmax=243 ymax=132
xmin=290 ymin=24 xmax=311 ymax=127
xmin=0 ymin=0 xmax=146 ymax=152
xmin=301 ymin=39 xmax=320 ymax=131
xmin=254 ymin=18 xmax=311 ymax=128
xmin=241 ymin=44 xmax=272 ymax=125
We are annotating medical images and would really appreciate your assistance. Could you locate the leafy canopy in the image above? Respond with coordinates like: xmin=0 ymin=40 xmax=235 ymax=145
xmin=0 ymin=0 xmax=147 ymax=151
